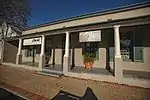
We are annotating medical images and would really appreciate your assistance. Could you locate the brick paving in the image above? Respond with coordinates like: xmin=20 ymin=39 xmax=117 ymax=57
xmin=0 ymin=65 xmax=150 ymax=100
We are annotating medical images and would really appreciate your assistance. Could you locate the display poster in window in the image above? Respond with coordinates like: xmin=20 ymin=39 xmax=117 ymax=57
xmin=79 ymin=30 xmax=101 ymax=42
xmin=23 ymin=37 xmax=41 ymax=46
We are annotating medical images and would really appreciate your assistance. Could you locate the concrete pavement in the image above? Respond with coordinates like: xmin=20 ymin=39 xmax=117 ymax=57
xmin=0 ymin=65 xmax=150 ymax=100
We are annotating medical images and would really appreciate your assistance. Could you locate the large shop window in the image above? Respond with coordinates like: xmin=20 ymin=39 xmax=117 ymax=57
xmin=109 ymin=31 xmax=143 ymax=62
xmin=82 ymin=42 xmax=99 ymax=61
xmin=25 ymin=47 xmax=36 ymax=57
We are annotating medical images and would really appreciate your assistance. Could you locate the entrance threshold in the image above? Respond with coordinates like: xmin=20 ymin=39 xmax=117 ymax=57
xmin=38 ymin=71 xmax=63 ymax=78
xmin=41 ymin=68 xmax=63 ymax=77
xmin=42 ymin=68 xmax=63 ymax=74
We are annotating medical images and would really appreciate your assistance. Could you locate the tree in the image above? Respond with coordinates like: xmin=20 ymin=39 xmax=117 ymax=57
xmin=0 ymin=0 xmax=31 ymax=29
xmin=0 ymin=0 xmax=31 ymax=64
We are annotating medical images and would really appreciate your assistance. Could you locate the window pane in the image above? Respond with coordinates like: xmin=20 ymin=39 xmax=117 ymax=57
xmin=95 ymin=50 xmax=99 ymax=60
xmin=109 ymin=47 xmax=115 ymax=61
xmin=133 ymin=29 xmax=143 ymax=61
xmin=25 ymin=49 xmax=28 ymax=57
xmin=134 ymin=47 xmax=143 ymax=61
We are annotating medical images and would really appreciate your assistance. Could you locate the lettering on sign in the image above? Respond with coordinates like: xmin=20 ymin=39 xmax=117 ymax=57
xmin=32 ymin=38 xmax=40 ymax=42
xmin=23 ymin=37 xmax=41 ymax=46
xmin=79 ymin=30 xmax=101 ymax=42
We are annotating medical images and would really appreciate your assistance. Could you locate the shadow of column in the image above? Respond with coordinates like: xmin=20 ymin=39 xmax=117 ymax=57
xmin=51 ymin=87 xmax=98 ymax=100
xmin=52 ymin=48 xmax=55 ymax=66
xmin=32 ymin=46 xmax=35 ymax=66
xmin=106 ymin=46 xmax=112 ymax=73
xmin=81 ymin=87 xmax=98 ymax=100
xmin=61 ymin=49 xmax=65 ymax=69
xmin=71 ymin=47 xmax=75 ymax=70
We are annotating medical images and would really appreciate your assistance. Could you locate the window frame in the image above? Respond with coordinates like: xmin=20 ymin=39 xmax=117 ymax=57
xmin=25 ymin=46 xmax=36 ymax=57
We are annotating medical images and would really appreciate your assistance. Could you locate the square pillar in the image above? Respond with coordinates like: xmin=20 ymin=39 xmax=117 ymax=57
xmin=16 ymin=38 xmax=22 ymax=64
xmin=63 ymin=32 xmax=70 ymax=74
xmin=114 ymin=25 xmax=123 ymax=80
xmin=39 ymin=35 xmax=45 ymax=69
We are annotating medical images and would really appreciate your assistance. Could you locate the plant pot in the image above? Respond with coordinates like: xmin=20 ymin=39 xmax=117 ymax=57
xmin=84 ymin=62 xmax=93 ymax=69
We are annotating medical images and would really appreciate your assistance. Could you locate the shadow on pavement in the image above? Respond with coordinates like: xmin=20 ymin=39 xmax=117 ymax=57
xmin=51 ymin=87 xmax=98 ymax=100
xmin=0 ymin=88 xmax=25 ymax=100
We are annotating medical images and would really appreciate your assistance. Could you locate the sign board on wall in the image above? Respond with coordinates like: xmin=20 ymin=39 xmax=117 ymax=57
xmin=23 ymin=37 xmax=41 ymax=46
xmin=79 ymin=30 xmax=101 ymax=42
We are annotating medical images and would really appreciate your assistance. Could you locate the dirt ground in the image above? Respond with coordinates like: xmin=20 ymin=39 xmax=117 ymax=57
xmin=0 ymin=65 xmax=150 ymax=100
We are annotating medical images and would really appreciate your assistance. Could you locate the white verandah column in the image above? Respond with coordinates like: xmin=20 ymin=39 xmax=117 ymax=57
xmin=114 ymin=25 xmax=123 ymax=80
xmin=114 ymin=25 xmax=121 ymax=58
xmin=63 ymin=31 xmax=70 ymax=74
xmin=16 ymin=38 xmax=22 ymax=64
xmin=39 ymin=35 xmax=45 ymax=69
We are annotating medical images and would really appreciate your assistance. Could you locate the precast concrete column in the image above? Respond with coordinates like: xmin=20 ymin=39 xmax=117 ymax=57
xmin=16 ymin=38 xmax=22 ymax=64
xmin=63 ymin=31 xmax=70 ymax=74
xmin=39 ymin=35 xmax=45 ymax=69
xmin=114 ymin=25 xmax=123 ymax=80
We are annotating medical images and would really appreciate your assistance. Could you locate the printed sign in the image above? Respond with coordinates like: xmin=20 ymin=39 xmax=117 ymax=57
xmin=79 ymin=30 xmax=101 ymax=42
xmin=23 ymin=37 xmax=41 ymax=46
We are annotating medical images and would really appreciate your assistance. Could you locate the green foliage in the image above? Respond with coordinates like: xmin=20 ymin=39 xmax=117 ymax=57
xmin=83 ymin=52 xmax=96 ymax=63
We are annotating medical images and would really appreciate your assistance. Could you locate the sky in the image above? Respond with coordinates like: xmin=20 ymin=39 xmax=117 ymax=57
xmin=28 ymin=0 xmax=147 ymax=26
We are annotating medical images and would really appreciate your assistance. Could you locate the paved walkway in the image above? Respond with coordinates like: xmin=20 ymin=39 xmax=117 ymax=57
xmin=0 ymin=65 xmax=150 ymax=100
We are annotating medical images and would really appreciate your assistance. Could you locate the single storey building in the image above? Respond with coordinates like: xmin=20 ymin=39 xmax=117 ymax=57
xmin=1 ymin=2 xmax=150 ymax=88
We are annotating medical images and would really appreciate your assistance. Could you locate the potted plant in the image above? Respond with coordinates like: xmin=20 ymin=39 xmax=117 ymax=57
xmin=83 ymin=52 xmax=95 ymax=69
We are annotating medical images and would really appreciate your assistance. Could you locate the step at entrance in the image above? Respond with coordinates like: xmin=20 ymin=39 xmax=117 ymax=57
xmin=38 ymin=71 xmax=63 ymax=77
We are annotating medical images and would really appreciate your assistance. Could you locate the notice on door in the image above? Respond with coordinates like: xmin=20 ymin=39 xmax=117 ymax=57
xmin=23 ymin=37 xmax=41 ymax=46
xmin=79 ymin=30 xmax=101 ymax=42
